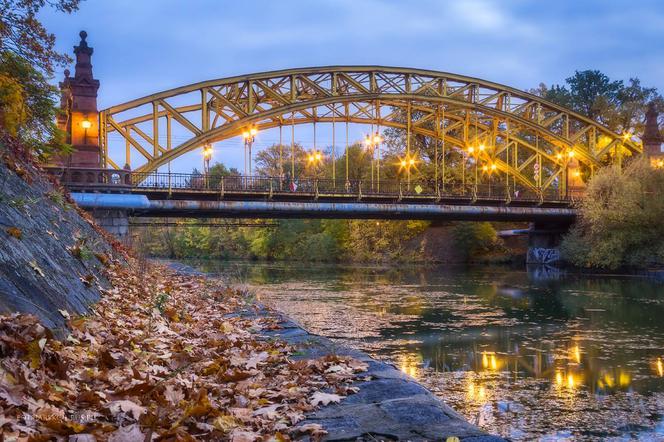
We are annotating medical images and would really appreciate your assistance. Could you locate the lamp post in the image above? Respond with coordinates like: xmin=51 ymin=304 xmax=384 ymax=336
xmin=81 ymin=118 xmax=91 ymax=145
xmin=566 ymin=150 xmax=575 ymax=197
xmin=307 ymin=149 xmax=323 ymax=178
xmin=242 ymin=127 xmax=258 ymax=176
xmin=364 ymin=131 xmax=383 ymax=191
xmin=556 ymin=149 xmax=575 ymax=197
xmin=399 ymin=153 xmax=417 ymax=189
xmin=203 ymin=143 xmax=213 ymax=188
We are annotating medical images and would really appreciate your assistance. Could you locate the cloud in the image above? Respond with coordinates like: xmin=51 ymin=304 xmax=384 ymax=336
xmin=39 ymin=0 xmax=664 ymax=172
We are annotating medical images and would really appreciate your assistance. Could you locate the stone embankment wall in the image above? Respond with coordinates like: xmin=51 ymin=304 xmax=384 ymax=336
xmin=0 ymin=155 xmax=117 ymax=333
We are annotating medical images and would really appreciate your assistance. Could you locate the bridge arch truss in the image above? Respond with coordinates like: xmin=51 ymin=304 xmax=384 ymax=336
xmin=100 ymin=66 xmax=640 ymax=193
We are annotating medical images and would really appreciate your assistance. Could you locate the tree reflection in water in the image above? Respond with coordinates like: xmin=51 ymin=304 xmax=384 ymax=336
xmin=184 ymin=260 xmax=664 ymax=440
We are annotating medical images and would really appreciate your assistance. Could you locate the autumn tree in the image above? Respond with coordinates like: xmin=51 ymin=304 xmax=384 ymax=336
xmin=0 ymin=0 xmax=83 ymax=155
xmin=560 ymin=157 xmax=664 ymax=269
xmin=254 ymin=143 xmax=309 ymax=178
xmin=1 ymin=0 xmax=83 ymax=74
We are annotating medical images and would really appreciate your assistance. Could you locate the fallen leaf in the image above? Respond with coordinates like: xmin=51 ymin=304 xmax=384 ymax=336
xmin=108 ymin=424 xmax=145 ymax=442
xmin=230 ymin=429 xmax=259 ymax=442
xmin=310 ymin=391 xmax=344 ymax=407
xmin=6 ymin=227 xmax=22 ymax=239
xmin=294 ymin=423 xmax=328 ymax=436
xmin=164 ymin=384 xmax=185 ymax=406
xmin=106 ymin=400 xmax=146 ymax=420
xmin=245 ymin=351 xmax=268 ymax=369
xmin=253 ymin=403 xmax=281 ymax=419
xmin=213 ymin=414 xmax=239 ymax=433
xmin=29 ymin=260 xmax=45 ymax=277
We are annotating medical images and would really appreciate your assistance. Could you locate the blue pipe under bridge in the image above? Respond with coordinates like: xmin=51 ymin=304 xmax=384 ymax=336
xmin=71 ymin=193 xmax=575 ymax=223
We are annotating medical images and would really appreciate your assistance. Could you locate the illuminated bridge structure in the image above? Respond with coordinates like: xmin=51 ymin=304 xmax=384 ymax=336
xmin=98 ymin=66 xmax=640 ymax=191
xmin=54 ymin=32 xmax=655 ymax=264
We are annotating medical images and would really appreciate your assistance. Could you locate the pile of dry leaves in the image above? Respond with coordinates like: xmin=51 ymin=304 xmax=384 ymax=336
xmin=0 ymin=259 xmax=367 ymax=441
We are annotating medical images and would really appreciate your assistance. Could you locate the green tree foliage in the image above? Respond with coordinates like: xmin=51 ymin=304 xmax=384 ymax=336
xmin=137 ymin=218 xmax=435 ymax=262
xmin=206 ymin=162 xmax=240 ymax=187
xmin=254 ymin=143 xmax=308 ymax=178
xmin=560 ymin=158 xmax=664 ymax=269
xmin=245 ymin=219 xmax=346 ymax=261
xmin=536 ymin=70 xmax=663 ymax=135
xmin=329 ymin=142 xmax=373 ymax=181
xmin=452 ymin=222 xmax=500 ymax=261
xmin=0 ymin=52 xmax=68 ymax=154
xmin=345 ymin=220 xmax=430 ymax=262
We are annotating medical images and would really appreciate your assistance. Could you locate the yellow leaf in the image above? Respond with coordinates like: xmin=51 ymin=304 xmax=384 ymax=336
xmin=213 ymin=415 xmax=238 ymax=433
xmin=183 ymin=390 xmax=212 ymax=419
xmin=26 ymin=339 xmax=42 ymax=369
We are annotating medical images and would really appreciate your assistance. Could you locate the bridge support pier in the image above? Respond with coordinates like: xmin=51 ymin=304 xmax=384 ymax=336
xmin=526 ymin=222 xmax=571 ymax=265
xmin=92 ymin=209 xmax=129 ymax=240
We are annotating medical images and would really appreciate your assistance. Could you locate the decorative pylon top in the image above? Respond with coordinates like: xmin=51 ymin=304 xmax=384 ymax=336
xmin=72 ymin=30 xmax=95 ymax=82
xmin=60 ymin=30 xmax=99 ymax=112
xmin=643 ymin=102 xmax=663 ymax=144
xmin=53 ymin=31 xmax=102 ymax=168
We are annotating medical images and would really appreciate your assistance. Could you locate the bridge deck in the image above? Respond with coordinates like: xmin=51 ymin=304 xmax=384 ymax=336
xmin=51 ymin=168 xmax=579 ymax=222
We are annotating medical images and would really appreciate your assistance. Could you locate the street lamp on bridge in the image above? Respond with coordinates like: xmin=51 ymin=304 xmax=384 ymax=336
xmin=202 ymin=143 xmax=213 ymax=176
xmin=306 ymin=149 xmax=324 ymax=178
xmin=555 ymin=149 xmax=578 ymax=198
xmin=398 ymin=153 xmax=418 ymax=188
xmin=364 ymin=131 xmax=383 ymax=191
xmin=242 ymin=127 xmax=258 ymax=176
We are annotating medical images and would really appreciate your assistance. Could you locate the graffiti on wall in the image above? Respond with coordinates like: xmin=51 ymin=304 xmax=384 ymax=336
xmin=527 ymin=247 xmax=561 ymax=264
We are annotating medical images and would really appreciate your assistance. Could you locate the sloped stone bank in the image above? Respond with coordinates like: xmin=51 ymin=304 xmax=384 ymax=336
xmin=0 ymin=156 xmax=118 ymax=333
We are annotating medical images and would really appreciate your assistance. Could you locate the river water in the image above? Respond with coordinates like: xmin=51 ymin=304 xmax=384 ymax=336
xmin=184 ymin=260 xmax=664 ymax=441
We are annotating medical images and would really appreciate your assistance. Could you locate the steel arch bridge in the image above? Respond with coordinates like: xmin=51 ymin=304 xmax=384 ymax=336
xmin=100 ymin=66 xmax=640 ymax=193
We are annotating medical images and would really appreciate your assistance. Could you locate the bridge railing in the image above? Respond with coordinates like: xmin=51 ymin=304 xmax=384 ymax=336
xmin=45 ymin=168 xmax=580 ymax=203
xmin=45 ymin=167 xmax=134 ymax=189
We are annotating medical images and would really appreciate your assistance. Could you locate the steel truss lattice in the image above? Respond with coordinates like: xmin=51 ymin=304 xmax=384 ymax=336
xmin=101 ymin=66 xmax=640 ymax=192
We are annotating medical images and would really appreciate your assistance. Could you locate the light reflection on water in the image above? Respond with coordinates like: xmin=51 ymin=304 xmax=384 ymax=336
xmin=186 ymin=260 xmax=664 ymax=441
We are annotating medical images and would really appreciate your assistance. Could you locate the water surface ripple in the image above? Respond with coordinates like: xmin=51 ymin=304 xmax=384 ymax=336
xmin=187 ymin=261 xmax=664 ymax=441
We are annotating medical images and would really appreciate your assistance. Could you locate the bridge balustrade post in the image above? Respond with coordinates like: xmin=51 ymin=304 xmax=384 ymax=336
xmin=358 ymin=181 xmax=362 ymax=201
xmin=220 ymin=176 xmax=225 ymax=199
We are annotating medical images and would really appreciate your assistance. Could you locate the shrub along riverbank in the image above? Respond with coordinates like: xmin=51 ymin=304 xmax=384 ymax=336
xmin=133 ymin=219 xmax=512 ymax=264
xmin=561 ymin=157 xmax=664 ymax=270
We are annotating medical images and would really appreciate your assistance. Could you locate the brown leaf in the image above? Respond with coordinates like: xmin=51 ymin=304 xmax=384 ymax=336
xmin=182 ymin=389 xmax=212 ymax=419
xmin=99 ymin=347 xmax=127 ymax=369
xmin=6 ymin=227 xmax=22 ymax=239
xmin=163 ymin=385 xmax=185 ymax=407
xmin=106 ymin=400 xmax=146 ymax=420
